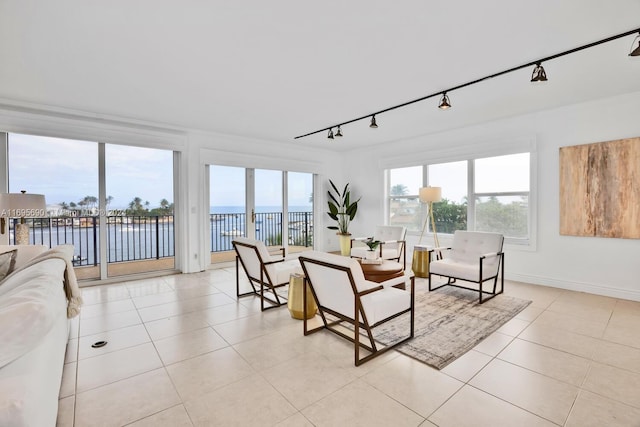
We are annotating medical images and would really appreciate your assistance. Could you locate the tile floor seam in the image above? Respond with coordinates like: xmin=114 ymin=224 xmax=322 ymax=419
xmin=75 ymin=343 xmax=164 ymax=395
xmin=489 ymin=356 xmax=585 ymax=394
xmin=71 ymin=323 xmax=81 ymax=427
xmin=120 ymin=403 xmax=185 ymax=427
xmin=252 ymin=370 xmax=314 ymax=423
xmin=514 ymin=333 xmax=597 ymax=360
xmin=463 ymin=383 xmax=564 ymax=427
xmin=151 ymin=324 xmax=219 ymax=348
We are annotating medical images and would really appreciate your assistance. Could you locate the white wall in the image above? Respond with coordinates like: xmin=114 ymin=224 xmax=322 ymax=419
xmin=338 ymin=91 xmax=640 ymax=301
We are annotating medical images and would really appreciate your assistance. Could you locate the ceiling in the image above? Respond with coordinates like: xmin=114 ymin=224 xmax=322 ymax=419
xmin=1 ymin=1 xmax=640 ymax=151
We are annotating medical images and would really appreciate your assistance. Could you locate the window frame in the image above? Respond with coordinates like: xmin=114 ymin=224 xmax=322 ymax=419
xmin=386 ymin=146 xmax=536 ymax=248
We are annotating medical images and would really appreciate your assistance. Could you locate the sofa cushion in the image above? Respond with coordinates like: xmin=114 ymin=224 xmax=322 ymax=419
xmin=0 ymin=249 xmax=17 ymax=281
xmin=0 ymin=245 xmax=49 ymax=271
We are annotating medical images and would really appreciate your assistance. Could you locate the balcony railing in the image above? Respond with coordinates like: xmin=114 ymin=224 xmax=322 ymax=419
xmin=209 ymin=211 xmax=313 ymax=252
xmin=10 ymin=211 xmax=312 ymax=267
xmin=11 ymin=216 xmax=174 ymax=267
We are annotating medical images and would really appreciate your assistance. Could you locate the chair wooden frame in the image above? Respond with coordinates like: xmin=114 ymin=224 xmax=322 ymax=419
xmin=233 ymin=239 xmax=289 ymax=311
xmin=299 ymin=255 xmax=415 ymax=366
xmin=428 ymin=245 xmax=505 ymax=304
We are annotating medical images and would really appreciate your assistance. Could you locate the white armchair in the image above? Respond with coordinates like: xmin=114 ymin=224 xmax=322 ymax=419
xmin=428 ymin=230 xmax=504 ymax=303
xmin=232 ymin=237 xmax=301 ymax=311
xmin=299 ymin=251 xmax=414 ymax=366
xmin=350 ymin=225 xmax=407 ymax=268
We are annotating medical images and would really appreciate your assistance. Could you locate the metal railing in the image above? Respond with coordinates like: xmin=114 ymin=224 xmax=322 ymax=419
xmin=209 ymin=211 xmax=313 ymax=252
xmin=10 ymin=211 xmax=312 ymax=266
xmin=11 ymin=215 xmax=175 ymax=266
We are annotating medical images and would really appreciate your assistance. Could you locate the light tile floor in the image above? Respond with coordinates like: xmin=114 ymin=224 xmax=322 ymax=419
xmin=57 ymin=268 xmax=640 ymax=426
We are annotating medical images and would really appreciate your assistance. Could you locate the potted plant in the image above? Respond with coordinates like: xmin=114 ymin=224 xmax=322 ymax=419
xmin=364 ymin=237 xmax=381 ymax=259
xmin=326 ymin=179 xmax=360 ymax=256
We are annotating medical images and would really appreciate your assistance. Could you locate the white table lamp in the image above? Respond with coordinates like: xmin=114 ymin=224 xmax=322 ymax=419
xmin=0 ymin=191 xmax=47 ymax=245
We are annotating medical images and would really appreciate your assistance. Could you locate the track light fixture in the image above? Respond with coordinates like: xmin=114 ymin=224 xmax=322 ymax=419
xmin=438 ymin=92 xmax=452 ymax=110
xmin=295 ymin=26 xmax=640 ymax=141
xmin=530 ymin=62 xmax=548 ymax=82
xmin=335 ymin=126 xmax=343 ymax=137
xmin=630 ymin=33 xmax=640 ymax=57
xmin=327 ymin=128 xmax=334 ymax=139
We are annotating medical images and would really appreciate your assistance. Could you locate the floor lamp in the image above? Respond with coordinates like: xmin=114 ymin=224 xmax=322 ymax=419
xmin=418 ymin=186 xmax=442 ymax=248
xmin=412 ymin=186 xmax=442 ymax=278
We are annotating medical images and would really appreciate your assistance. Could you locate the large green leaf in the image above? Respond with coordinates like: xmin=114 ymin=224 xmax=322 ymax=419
xmin=329 ymin=180 xmax=341 ymax=197
xmin=327 ymin=201 xmax=338 ymax=216
xmin=327 ymin=191 xmax=340 ymax=207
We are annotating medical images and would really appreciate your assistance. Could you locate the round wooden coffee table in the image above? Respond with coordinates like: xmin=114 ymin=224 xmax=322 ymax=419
xmin=358 ymin=260 xmax=405 ymax=287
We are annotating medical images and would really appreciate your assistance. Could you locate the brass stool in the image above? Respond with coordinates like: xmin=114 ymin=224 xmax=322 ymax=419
xmin=412 ymin=244 xmax=431 ymax=278
xmin=287 ymin=273 xmax=317 ymax=319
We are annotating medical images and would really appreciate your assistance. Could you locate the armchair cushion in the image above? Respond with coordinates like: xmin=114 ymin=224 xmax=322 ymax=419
xmin=429 ymin=230 xmax=504 ymax=304
xmin=440 ymin=231 xmax=503 ymax=277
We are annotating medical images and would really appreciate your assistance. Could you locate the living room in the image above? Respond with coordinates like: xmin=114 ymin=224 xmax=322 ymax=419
xmin=1 ymin=2 xmax=640 ymax=426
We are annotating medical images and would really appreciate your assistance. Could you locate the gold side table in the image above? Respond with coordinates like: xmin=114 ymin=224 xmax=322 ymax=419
xmin=412 ymin=244 xmax=431 ymax=278
xmin=287 ymin=273 xmax=317 ymax=320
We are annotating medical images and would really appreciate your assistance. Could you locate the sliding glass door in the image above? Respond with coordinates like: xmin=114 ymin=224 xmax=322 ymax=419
xmin=5 ymin=132 xmax=177 ymax=280
xmin=105 ymin=144 xmax=175 ymax=277
xmin=209 ymin=166 xmax=314 ymax=264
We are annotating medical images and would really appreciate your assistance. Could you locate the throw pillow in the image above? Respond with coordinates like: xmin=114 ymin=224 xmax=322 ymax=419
xmin=0 ymin=249 xmax=17 ymax=281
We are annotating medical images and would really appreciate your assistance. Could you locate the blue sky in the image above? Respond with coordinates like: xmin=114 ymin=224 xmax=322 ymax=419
xmin=9 ymin=134 xmax=174 ymax=209
xmin=9 ymin=133 xmax=313 ymax=210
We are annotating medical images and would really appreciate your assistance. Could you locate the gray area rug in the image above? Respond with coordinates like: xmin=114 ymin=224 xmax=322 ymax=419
xmin=375 ymin=285 xmax=531 ymax=370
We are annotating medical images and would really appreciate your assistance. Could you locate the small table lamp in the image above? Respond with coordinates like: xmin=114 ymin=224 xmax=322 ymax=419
xmin=0 ymin=191 xmax=47 ymax=245
xmin=418 ymin=186 xmax=442 ymax=248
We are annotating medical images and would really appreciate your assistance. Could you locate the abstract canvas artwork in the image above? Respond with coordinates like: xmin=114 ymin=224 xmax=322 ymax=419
xmin=559 ymin=137 xmax=640 ymax=238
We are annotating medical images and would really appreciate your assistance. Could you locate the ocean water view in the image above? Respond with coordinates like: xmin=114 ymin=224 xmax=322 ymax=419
xmin=20 ymin=206 xmax=314 ymax=266
xmin=210 ymin=205 xmax=313 ymax=214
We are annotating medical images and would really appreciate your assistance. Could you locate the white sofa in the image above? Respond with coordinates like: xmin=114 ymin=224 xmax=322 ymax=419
xmin=0 ymin=245 xmax=75 ymax=427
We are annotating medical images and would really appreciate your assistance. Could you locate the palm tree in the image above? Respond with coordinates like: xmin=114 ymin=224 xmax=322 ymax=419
xmin=128 ymin=197 xmax=146 ymax=215
xmin=391 ymin=184 xmax=409 ymax=196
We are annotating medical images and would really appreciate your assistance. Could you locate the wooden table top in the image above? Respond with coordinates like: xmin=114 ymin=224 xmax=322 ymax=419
xmin=357 ymin=259 xmax=404 ymax=282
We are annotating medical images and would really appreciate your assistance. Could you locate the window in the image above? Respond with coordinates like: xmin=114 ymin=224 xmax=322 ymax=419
xmin=387 ymin=152 xmax=532 ymax=244
xmin=428 ymin=161 xmax=467 ymax=234
xmin=389 ymin=166 xmax=421 ymax=231
xmin=474 ymin=153 xmax=529 ymax=239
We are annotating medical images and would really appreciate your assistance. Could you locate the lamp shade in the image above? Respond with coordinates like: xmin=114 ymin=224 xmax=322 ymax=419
xmin=419 ymin=187 xmax=442 ymax=203
xmin=0 ymin=192 xmax=47 ymax=218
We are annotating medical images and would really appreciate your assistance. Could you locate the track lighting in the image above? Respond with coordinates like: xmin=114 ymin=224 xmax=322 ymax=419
xmin=630 ymin=33 xmax=640 ymax=57
xmin=530 ymin=62 xmax=548 ymax=82
xmin=294 ymin=26 xmax=640 ymax=140
xmin=327 ymin=128 xmax=334 ymax=139
xmin=438 ymin=93 xmax=452 ymax=110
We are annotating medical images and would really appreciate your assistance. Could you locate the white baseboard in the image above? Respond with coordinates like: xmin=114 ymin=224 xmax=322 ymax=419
xmin=506 ymin=273 xmax=640 ymax=302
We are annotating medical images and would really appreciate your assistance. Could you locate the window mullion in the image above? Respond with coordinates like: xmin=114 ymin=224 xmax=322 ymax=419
xmin=467 ymin=160 xmax=475 ymax=231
